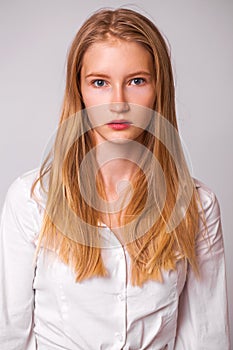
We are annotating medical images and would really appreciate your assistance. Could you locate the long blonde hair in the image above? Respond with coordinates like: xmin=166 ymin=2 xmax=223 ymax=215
xmin=32 ymin=8 xmax=200 ymax=286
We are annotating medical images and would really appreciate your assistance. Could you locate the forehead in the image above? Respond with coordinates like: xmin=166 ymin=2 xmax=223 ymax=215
xmin=81 ymin=39 xmax=153 ymax=73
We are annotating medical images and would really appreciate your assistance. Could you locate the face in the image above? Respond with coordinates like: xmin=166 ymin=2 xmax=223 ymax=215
xmin=80 ymin=39 xmax=156 ymax=144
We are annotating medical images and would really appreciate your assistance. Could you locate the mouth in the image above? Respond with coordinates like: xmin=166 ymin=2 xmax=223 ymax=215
xmin=107 ymin=119 xmax=132 ymax=124
xmin=106 ymin=120 xmax=132 ymax=130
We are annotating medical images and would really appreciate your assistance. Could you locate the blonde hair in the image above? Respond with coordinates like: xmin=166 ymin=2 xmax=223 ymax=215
xmin=32 ymin=8 xmax=200 ymax=286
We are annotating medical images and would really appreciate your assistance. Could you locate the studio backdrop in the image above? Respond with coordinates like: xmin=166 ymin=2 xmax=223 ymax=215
xmin=0 ymin=0 xmax=232 ymax=345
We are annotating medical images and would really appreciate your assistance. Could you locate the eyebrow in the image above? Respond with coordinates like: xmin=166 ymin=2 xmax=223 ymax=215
xmin=85 ymin=71 xmax=152 ymax=79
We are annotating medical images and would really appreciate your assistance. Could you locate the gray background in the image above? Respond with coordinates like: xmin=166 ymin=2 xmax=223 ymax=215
xmin=0 ymin=0 xmax=232 ymax=346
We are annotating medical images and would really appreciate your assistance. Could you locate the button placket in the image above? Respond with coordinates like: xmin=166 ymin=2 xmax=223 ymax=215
xmin=114 ymin=245 xmax=127 ymax=347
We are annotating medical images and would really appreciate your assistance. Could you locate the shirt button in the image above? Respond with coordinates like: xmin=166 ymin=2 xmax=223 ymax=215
xmin=115 ymin=332 xmax=123 ymax=342
xmin=117 ymin=252 xmax=124 ymax=260
xmin=117 ymin=293 xmax=124 ymax=301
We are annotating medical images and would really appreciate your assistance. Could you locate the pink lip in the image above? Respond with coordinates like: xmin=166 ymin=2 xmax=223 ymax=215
xmin=107 ymin=120 xmax=132 ymax=130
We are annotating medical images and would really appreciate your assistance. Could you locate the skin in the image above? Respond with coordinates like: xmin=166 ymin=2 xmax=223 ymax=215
xmin=80 ymin=39 xmax=156 ymax=227
xmin=80 ymin=39 xmax=156 ymax=145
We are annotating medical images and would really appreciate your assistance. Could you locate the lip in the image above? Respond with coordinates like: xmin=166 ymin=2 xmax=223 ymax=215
xmin=107 ymin=119 xmax=132 ymax=124
xmin=106 ymin=120 xmax=132 ymax=131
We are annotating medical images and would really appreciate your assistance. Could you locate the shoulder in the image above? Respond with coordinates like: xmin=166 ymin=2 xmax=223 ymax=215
xmin=193 ymin=177 xmax=221 ymax=220
xmin=192 ymin=178 xmax=223 ymax=251
xmin=6 ymin=167 xmax=47 ymax=209
xmin=6 ymin=168 xmax=40 ymax=206
xmin=1 ymin=168 xmax=44 ymax=241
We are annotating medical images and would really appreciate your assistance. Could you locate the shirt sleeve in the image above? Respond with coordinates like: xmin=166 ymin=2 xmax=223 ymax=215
xmin=174 ymin=186 xmax=230 ymax=349
xmin=0 ymin=176 xmax=39 ymax=350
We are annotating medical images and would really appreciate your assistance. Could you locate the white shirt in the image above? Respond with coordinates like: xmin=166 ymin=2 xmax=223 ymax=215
xmin=0 ymin=168 xmax=230 ymax=350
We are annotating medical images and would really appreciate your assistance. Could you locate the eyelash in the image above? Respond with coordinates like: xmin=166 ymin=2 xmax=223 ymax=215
xmin=130 ymin=78 xmax=145 ymax=85
xmin=92 ymin=80 xmax=108 ymax=87
xmin=91 ymin=78 xmax=146 ymax=88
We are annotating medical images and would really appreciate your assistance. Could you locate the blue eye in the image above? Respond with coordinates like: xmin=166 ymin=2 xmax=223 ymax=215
xmin=131 ymin=78 xmax=145 ymax=85
xmin=93 ymin=80 xmax=107 ymax=87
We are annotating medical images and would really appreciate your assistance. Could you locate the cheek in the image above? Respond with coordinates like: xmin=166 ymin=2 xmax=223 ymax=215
xmin=82 ymin=88 xmax=110 ymax=109
xmin=85 ymin=111 xmax=98 ymax=128
xmin=142 ymin=98 xmax=155 ymax=110
xmin=130 ymin=88 xmax=156 ymax=109
xmin=84 ymin=104 xmax=110 ymax=128
xmin=144 ymin=90 xmax=156 ymax=108
xmin=82 ymin=94 xmax=100 ymax=109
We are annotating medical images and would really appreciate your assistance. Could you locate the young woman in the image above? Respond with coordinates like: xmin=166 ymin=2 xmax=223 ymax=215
xmin=0 ymin=8 xmax=230 ymax=350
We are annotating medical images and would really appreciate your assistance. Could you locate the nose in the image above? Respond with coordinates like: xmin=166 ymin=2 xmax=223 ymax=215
xmin=109 ymin=85 xmax=130 ymax=113
xmin=109 ymin=102 xmax=130 ymax=113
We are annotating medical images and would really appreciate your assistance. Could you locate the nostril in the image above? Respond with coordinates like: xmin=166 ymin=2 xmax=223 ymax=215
xmin=109 ymin=102 xmax=130 ymax=113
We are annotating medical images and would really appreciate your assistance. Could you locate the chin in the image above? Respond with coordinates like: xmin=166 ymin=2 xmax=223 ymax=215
xmin=107 ymin=137 xmax=134 ymax=144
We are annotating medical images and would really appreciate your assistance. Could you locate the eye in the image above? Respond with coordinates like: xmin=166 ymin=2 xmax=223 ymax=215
xmin=130 ymin=78 xmax=145 ymax=86
xmin=92 ymin=79 xmax=107 ymax=87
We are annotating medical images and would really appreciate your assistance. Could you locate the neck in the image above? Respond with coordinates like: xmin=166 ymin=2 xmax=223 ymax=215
xmin=95 ymin=140 xmax=142 ymax=231
xmin=96 ymin=140 xmax=143 ymax=194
